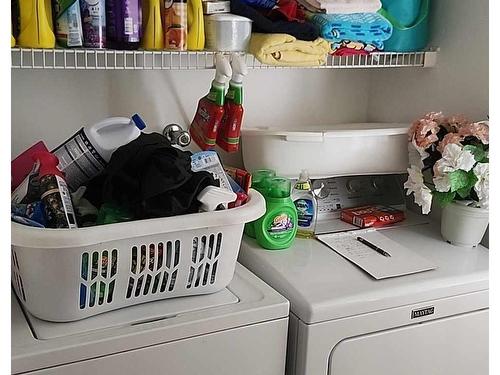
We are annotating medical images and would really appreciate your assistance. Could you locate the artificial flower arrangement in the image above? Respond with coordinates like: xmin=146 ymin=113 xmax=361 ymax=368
xmin=404 ymin=112 xmax=489 ymax=214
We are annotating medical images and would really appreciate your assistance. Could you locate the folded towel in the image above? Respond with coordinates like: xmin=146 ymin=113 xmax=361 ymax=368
xmin=306 ymin=11 xmax=392 ymax=47
xmin=299 ymin=0 xmax=381 ymax=14
xmin=231 ymin=0 xmax=320 ymax=41
xmin=249 ymin=33 xmax=332 ymax=66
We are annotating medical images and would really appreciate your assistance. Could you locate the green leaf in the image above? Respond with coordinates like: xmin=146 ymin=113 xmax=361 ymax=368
xmin=433 ymin=191 xmax=456 ymax=207
xmin=448 ymin=170 xmax=469 ymax=192
xmin=456 ymin=186 xmax=472 ymax=199
xmin=464 ymin=144 xmax=487 ymax=162
xmin=451 ymin=170 xmax=478 ymax=198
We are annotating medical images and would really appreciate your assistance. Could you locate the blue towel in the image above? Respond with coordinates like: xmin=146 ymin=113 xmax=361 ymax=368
xmin=306 ymin=12 xmax=393 ymax=48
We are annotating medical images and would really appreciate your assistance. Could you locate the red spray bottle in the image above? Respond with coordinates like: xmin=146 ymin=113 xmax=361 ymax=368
xmin=217 ymin=54 xmax=248 ymax=153
xmin=189 ymin=54 xmax=232 ymax=150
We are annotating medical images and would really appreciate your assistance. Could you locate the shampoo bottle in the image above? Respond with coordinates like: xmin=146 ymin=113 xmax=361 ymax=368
xmin=142 ymin=0 xmax=163 ymax=50
xmin=18 ymin=0 xmax=55 ymax=48
xmin=217 ymin=54 xmax=247 ymax=153
xmin=33 ymin=151 xmax=78 ymax=229
xmin=255 ymin=177 xmax=298 ymax=250
xmin=292 ymin=170 xmax=317 ymax=238
xmin=189 ymin=54 xmax=231 ymax=150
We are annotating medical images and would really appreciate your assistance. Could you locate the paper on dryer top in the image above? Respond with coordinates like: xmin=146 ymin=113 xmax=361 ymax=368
xmin=317 ymin=229 xmax=437 ymax=279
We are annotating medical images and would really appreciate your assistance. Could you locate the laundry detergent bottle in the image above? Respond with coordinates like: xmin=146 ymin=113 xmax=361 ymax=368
xmin=217 ymin=54 xmax=247 ymax=153
xmin=255 ymin=177 xmax=298 ymax=250
xmin=292 ymin=169 xmax=317 ymax=238
xmin=52 ymin=114 xmax=147 ymax=191
xmin=244 ymin=169 xmax=276 ymax=238
xmin=142 ymin=0 xmax=163 ymax=50
xmin=189 ymin=54 xmax=231 ymax=150
xmin=187 ymin=0 xmax=204 ymax=50
xmin=18 ymin=0 xmax=55 ymax=48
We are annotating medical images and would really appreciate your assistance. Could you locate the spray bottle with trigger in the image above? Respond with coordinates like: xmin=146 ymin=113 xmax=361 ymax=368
xmin=217 ymin=54 xmax=248 ymax=153
xmin=189 ymin=54 xmax=232 ymax=150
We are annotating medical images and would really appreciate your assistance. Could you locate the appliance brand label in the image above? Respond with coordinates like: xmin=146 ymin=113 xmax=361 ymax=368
xmin=411 ymin=306 xmax=435 ymax=319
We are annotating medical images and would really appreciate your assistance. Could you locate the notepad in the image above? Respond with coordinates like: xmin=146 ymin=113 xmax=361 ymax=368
xmin=317 ymin=230 xmax=437 ymax=279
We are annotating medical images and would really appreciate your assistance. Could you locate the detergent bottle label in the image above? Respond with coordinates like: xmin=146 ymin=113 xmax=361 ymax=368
xmin=295 ymin=198 xmax=314 ymax=227
xmin=266 ymin=212 xmax=295 ymax=239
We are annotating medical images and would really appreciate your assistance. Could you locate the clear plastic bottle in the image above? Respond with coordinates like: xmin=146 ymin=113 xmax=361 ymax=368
xmin=292 ymin=170 xmax=317 ymax=238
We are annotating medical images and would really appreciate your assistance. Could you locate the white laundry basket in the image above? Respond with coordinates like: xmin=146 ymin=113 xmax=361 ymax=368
xmin=11 ymin=189 xmax=265 ymax=322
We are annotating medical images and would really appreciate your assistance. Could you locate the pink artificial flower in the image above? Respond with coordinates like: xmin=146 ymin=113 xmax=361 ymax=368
xmin=423 ymin=111 xmax=446 ymax=124
xmin=409 ymin=118 xmax=440 ymax=149
xmin=458 ymin=121 xmax=489 ymax=144
xmin=443 ymin=114 xmax=471 ymax=132
xmin=437 ymin=133 xmax=463 ymax=153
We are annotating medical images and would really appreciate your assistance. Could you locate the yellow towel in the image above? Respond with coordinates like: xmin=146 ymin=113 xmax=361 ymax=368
xmin=249 ymin=33 xmax=332 ymax=67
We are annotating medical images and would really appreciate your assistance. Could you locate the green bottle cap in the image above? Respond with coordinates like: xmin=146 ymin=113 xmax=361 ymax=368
xmin=268 ymin=177 xmax=291 ymax=199
xmin=251 ymin=169 xmax=276 ymax=193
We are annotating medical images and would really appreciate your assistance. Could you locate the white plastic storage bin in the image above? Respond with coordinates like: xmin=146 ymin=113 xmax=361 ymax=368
xmin=241 ymin=123 xmax=410 ymax=178
xmin=11 ymin=190 xmax=265 ymax=322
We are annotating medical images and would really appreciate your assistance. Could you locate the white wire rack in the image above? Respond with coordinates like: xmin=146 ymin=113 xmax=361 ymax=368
xmin=11 ymin=48 xmax=437 ymax=70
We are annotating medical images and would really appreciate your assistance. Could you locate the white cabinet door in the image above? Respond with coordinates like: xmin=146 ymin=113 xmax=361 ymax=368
xmin=330 ymin=309 xmax=488 ymax=375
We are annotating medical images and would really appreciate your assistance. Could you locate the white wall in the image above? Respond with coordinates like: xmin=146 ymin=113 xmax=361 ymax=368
xmin=367 ymin=0 xmax=489 ymax=123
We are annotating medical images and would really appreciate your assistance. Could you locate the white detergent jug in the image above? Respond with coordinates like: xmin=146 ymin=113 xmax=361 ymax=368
xmin=53 ymin=114 xmax=146 ymax=191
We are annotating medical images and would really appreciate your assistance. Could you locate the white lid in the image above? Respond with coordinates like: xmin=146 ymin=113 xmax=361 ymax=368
xmin=206 ymin=13 xmax=253 ymax=22
xmin=242 ymin=123 xmax=409 ymax=139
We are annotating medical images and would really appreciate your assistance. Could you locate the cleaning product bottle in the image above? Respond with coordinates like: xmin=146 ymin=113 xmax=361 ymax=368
xmin=80 ymin=0 xmax=106 ymax=48
xmin=164 ymin=0 xmax=187 ymax=50
xmin=187 ymin=0 xmax=204 ymax=50
xmin=52 ymin=114 xmax=147 ymax=191
xmin=53 ymin=0 xmax=84 ymax=48
xmin=33 ymin=151 xmax=78 ymax=229
xmin=292 ymin=169 xmax=317 ymax=238
xmin=244 ymin=169 xmax=276 ymax=238
xmin=17 ymin=0 xmax=56 ymax=48
xmin=106 ymin=0 xmax=142 ymax=50
xmin=255 ymin=177 xmax=298 ymax=250
xmin=142 ymin=0 xmax=163 ymax=50
xmin=217 ymin=54 xmax=247 ymax=153
xmin=189 ymin=54 xmax=231 ymax=150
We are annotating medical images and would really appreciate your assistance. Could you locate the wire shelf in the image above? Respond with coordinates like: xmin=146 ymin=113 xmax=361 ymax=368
xmin=11 ymin=48 xmax=437 ymax=70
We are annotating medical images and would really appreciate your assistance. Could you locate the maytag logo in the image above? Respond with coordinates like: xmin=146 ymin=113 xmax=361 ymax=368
xmin=411 ymin=306 xmax=435 ymax=319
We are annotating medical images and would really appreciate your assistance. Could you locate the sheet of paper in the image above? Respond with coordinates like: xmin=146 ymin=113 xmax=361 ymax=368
xmin=317 ymin=230 xmax=437 ymax=279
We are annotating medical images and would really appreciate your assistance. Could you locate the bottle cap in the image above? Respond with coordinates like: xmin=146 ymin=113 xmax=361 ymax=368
xmin=32 ymin=151 xmax=63 ymax=178
xmin=252 ymin=169 xmax=276 ymax=193
xmin=298 ymin=169 xmax=309 ymax=182
xmin=214 ymin=54 xmax=232 ymax=85
xmin=131 ymin=114 xmax=146 ymax=130
xmin=268 ymin=177 xmax=291 ymax=199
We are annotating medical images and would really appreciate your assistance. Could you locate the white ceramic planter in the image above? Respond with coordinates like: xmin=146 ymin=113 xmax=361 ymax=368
xmin=441 ymin=202 xmax=489 ymax=247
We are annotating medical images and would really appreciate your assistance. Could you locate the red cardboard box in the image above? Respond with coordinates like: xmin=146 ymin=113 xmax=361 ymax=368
xmin=341 ymin=205 xmax=405 ymax=228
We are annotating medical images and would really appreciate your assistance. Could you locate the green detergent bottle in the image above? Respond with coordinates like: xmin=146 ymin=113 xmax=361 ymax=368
xmin=244 ymin=169 xmax=276 ymax=238
xmin=255 ymin=177 xmax=298 ymax=250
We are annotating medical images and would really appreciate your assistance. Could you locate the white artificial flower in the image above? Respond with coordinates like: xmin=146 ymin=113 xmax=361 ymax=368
xmin=473 ymin=163 xmax=489 ymax=209
xmin=404 ymin=166 xmax=433 ymax=214
xmin=434 ymin=143 xmax=476 ymax=175
xmin=408 ymin=142 xmax=427 ymax=169
xmin=433 ymin=174 xmax=451 ymax=192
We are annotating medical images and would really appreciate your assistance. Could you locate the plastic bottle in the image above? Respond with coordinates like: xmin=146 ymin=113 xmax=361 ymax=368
xmin=52 ymin=114 xmax=147 ymax=191
xmin=142 ymin=0 xmax=163 ymax=50
xmin=189 ymin=54 xmax=231 ymax=150
xmin=106 ymin=0 xmax=142 ymax=49
xmin=33 ymin=151 xmax=78 ymax=229
xmin=17 ymin=0 xmax=55 ymax=48
xmin=244 ymin=169 xmax=276 ymax=238
xmin=255 ymin=177 xmax=298 ymax=250
xmin=187 ymin=0 xmax=204 ymax=50
xmin=164 ymin=0 xmax=187 ymax=50
xmin=217 ymin=54 xmax=247 ymax=153
xmin=53 ymin=0 xmax=84 ymax=48
xmin=292 ymin=170 xmax=317 ymax=238
xmin=80 ymin=0 xmax=106 ymax=48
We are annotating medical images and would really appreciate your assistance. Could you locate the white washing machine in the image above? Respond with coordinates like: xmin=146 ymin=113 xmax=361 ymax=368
xmin=12 ymin=264 xmax=289 ymax=375
xmin=238 ymin=174 xmax=489 ymax=375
